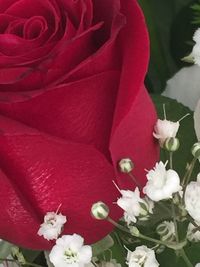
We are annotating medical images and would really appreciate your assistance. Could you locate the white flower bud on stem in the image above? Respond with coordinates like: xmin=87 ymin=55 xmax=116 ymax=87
xmin=191 ymin=142 xmax=200 ymax=159
xmin=118 ymin=158 xmax=134 ymax=173
xmin=164 ymin=137 xmax=180 ymax=152
xmin=91 ymin=201 xmax=109 ymax=220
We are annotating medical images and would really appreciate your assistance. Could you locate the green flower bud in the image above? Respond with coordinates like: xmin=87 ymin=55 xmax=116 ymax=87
xmin=164 ymin=137 xmax=180 ymax=152
xmin=130 ymin=226 xmax=140 ymax=237
xmin=191 ymin=142 xmax=200 ymax=159
xmin=118 ymin=158 xmax=134 ymax=173
xmin=91 ymin=201 xmax=109 ymax=220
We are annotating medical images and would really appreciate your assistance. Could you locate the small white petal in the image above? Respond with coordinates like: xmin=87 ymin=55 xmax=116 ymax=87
xmin=163 ymin=65 xmax=200 ymax=111
xmin=153 ymin=120 xmax=179 ymax=146
xmin=38 ymin=212 xmax=67 ymax=241
xmin=126 ymin=246 xmax=159 ymax=267
xmin=49 ymin=234 xmax=92 ymax=267
xmin=185 ymin=181 xmax=200 ymax=222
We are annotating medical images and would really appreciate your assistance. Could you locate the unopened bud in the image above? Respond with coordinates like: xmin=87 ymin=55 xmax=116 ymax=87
xmin=91 ymin=201 xmax=109 ymax=220
xmin=118 ymin=158 xmax=134 ymax=173
xmin=130 ymin=226 xmax=140 ymax=237
xmin=191 ymin=142 xmax=200 ymax=159
xmin=164 ymin=137 xmax=180 ymax=152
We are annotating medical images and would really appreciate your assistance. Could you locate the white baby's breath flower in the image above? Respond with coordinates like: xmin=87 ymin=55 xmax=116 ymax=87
xmin=163 ymin=65 xmax=200 ymax=111
xmin=143 ymin=162 xmax=182 ymax=201
xmin=49 ymin=234 xmax=92 ymax=267
xmin=117 ymin=188 xmax=154 ymax=225
xmin=192 ymin=28 xmax=200 ymax=66
xmin=156 ymin=221 xmax=175 ymax=242
xmin=185 ymin=180 xmax=200 ymax=222
xmin=38 ymin=212 xmax=67 ymax=241
xmin=187 ymin=222 xmax=200 ymax=242
xmin=117 ymin=188 xmax=141 ymax=224
xmin=153 ymin=119 xmax=179 ymax=147
xmin=126 ymin=245 xmax=159 ymax=267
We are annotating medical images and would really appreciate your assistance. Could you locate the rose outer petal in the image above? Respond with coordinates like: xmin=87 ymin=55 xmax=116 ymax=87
xmin=0 ymin=115 xmax=122 ymax=249
xmin=110 ymin=0 xmax=159 ymax=188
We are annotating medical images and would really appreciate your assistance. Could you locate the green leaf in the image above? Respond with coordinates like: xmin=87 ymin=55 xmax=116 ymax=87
xmin=92 ymin=235 xmax=114 ymax=257
xmin=138 ymin=0 xmax=195 ymax=93
xmin=0 ymin=241 xmax=15 ymax=262
xmin=20 ymin=248 xmax=42 ymax=263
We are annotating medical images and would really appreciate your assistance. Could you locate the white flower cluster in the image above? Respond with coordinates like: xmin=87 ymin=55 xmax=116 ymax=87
xmin=126 ymin=245 xmax=159 ymax=267
xmin=153 ymin=119 xmax=179 ymax=147
xmin=117 ymin=187 xmax=154 ymax=225
xmin=143 ymin=162 xmax=182 ymax=202
xmin=38 ymin=210 xmax=92 ymax=267
xmin=38 ymin=212 xmax=67 ymax=241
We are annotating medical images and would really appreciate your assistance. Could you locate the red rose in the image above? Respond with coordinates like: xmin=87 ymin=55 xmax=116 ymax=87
xmin=0 ymin=0 xmax=158 ymax=250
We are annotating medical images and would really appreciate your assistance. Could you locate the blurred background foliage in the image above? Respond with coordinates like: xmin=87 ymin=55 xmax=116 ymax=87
xmin=139 ymin=0 xmax=198 ymax=93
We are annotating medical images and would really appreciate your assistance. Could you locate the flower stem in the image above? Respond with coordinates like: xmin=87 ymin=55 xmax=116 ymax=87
xmin=169 ymin=152 xmax=173 ymax=169
xmin=107 ymin=217 xmax=186 ymax=250
xmin=171 ymin=199 xmax=179 ymax=243
xmin=179 ymin=249 xmax=193 ymax=267
xmin=128 ymin=173 xmax=142 ymax=191
xmin=182 ymin=158 xmax=197 ymax=187
xmin=107 ymin=217 xmax=130 ymax=234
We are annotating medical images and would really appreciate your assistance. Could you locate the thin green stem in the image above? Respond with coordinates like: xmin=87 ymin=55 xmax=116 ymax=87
xmin=169 ymin=152 xmax=173 ymax=169
xmin=171 ymin=200 xmax=179 ymax=243
xmin=187 ymin=215 xmax=200 ymax=233
xmin=107 ymin=217 xmax=186 ymax=250
xmin=179 ymin=249 xmax=193 ymax=267
xmin=128 ymin=173 xmax=142 ymax=191
xmin=107 ymin=217 xmax=130 ymax=234
xmin=182 ymin=158 xmax=197 ymax=186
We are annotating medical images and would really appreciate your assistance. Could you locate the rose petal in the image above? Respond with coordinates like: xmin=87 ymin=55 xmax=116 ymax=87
xmin=109 ymin=0 xmax=159 ymax=188
xmin=0 ymin=115 xmax=122 ymax=249
xmin=0 ymin=71 xmax=119 ymax=158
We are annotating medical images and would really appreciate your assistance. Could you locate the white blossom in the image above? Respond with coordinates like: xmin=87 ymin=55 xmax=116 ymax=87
xmin=117 ymin=188 xmax=154 ymax=224
xmin=187 ymin=222 xmax=200 ymax=242
xmin=38 ymin=212 xmax=67 ymax=241
xmin=185 ymin=180 xmax=200 ymax=222
xmin=195 ymin=264 xmax=200 ymax=267
xmin=126 ymin=245 xmax=159 ymax=267
xmin=153 ymin=119 xmax=179 ymax=147
xmin=192 ymin=28 xmax=200 ymax=66
xmin=49 ymin=234 xmax=92 ymax=267
xmin=163 ymin=65 xmax=200 ymax=111
xmin=143 ymin=162 xmax=182 ymax=201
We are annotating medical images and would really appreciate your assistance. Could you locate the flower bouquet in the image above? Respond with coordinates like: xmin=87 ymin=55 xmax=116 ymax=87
xmin=0 ymin=0 xmax=200 ymax=267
